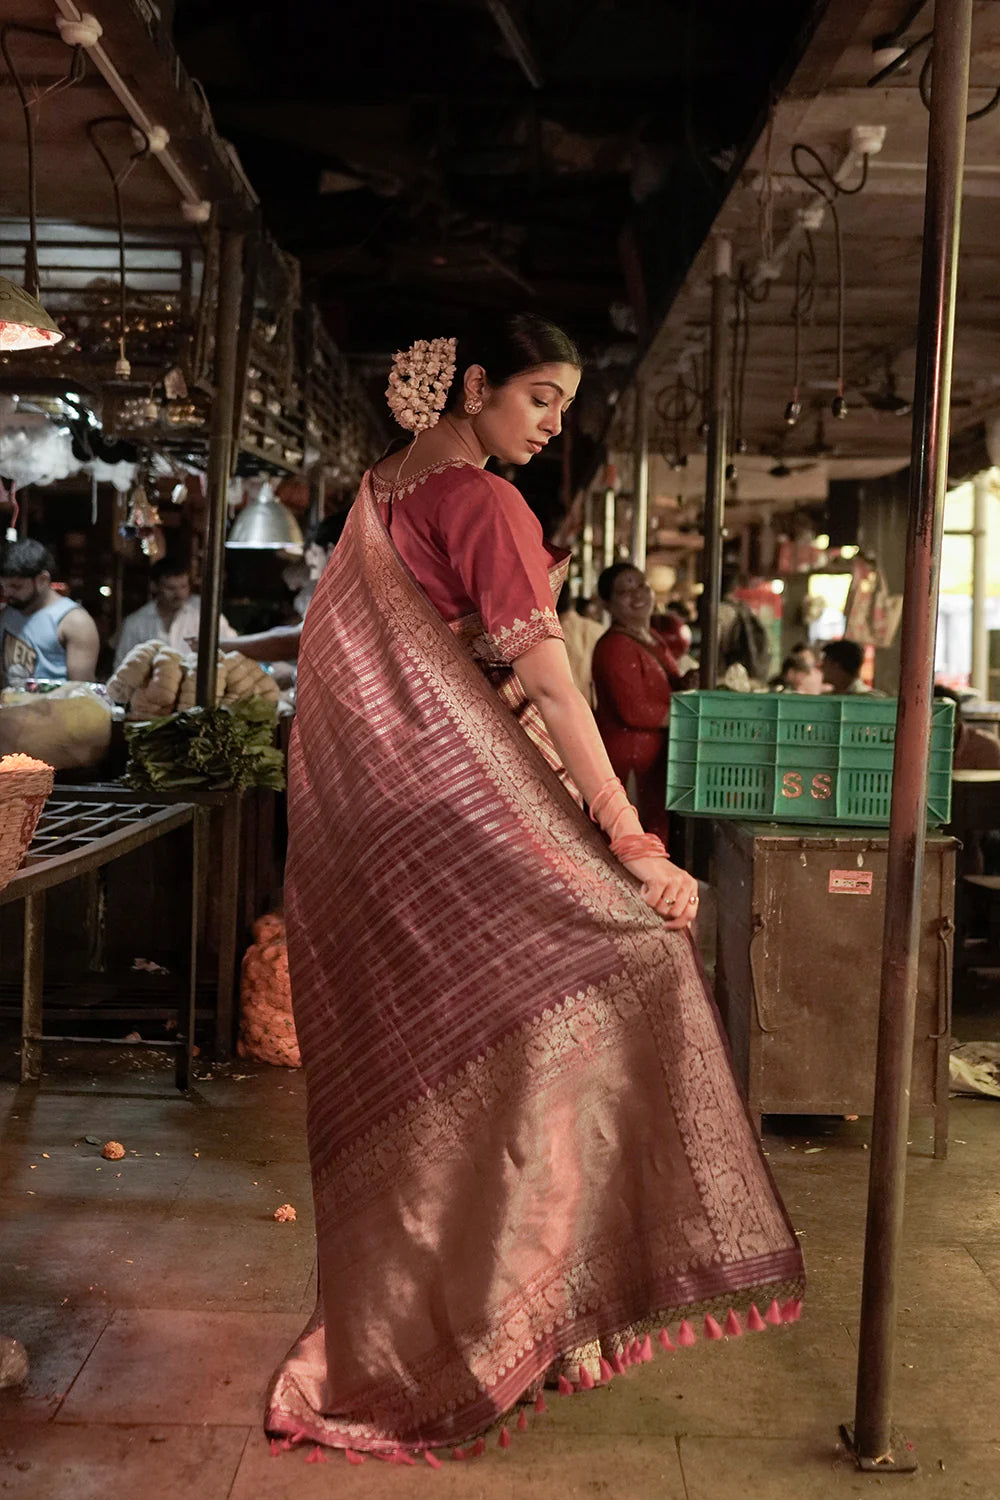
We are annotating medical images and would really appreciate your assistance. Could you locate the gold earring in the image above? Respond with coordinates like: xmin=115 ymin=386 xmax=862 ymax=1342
xmin=464 ymin=397 xmax=482 ymax=415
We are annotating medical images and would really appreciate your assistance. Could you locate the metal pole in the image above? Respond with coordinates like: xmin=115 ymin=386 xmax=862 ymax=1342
xmin=581 ymin=491 xmax=595 ymax=598
xmin=602 ymin=466 xmax=617 ymax=569
xmin=699 ymin=237 xmax=731 ymax=689
xmin=850 ymin=0 xmax=972 ymax=1469
xmin=971 ymin=471 xmax=989 ymax=697
xmin=197 ymin=229 xmax=245 ymax=708
xmin=631 ymin=380 xmax=649 ymax=570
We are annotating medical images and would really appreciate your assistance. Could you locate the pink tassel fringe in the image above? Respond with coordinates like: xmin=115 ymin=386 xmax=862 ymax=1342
xmin=677 ymin=1319 xmax=697 ymax=1347
xmin=704 ymin=1314 xmax=724 ymax=1341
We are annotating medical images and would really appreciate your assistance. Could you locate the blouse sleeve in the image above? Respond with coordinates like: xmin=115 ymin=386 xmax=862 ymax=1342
xmin=438 ymin=469 xmax=564 ymax=662
xmin=592 ymin=632 xmax=672 ymax=730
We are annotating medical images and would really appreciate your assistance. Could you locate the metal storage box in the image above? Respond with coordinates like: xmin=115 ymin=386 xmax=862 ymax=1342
xmin=712 ymin=820 xmax=956 ymax=1157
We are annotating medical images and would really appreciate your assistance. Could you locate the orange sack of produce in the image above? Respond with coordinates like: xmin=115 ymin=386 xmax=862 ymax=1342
xmin=237 ymin=912 xmax=301 ymax=1068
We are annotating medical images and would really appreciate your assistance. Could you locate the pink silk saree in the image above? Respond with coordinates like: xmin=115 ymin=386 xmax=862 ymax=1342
xmin=269 ymin=468 xmax=804 ymax=1457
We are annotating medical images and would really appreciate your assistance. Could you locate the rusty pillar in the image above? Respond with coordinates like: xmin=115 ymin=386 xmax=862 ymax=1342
xmin=699 ymin=238 xmax=730 ymax=689
xmin=197 ymin=228 xmax=245 ymax=708
xmin=849 ymin=0 xmax=972 ymax=1468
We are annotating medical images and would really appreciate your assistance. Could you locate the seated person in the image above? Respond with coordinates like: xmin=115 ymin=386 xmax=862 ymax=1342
xmin=774 ymin=650 xmax=824 ymax=694
xmin=222 ymin=514 xmax=346 ymax=664
xmin=0 ymin=539 xmax=99 ymax=686
xmin=820 ymin=638 xmax=883 ymax=695
xmin=934 ymin=684 xmax=1000 ymax=772
xmin=114 ymin=557 xmax=234 ymax=668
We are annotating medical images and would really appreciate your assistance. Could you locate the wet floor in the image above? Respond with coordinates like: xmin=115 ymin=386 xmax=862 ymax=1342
xmin=2 ymin=991 xmax=1000 ymax=1499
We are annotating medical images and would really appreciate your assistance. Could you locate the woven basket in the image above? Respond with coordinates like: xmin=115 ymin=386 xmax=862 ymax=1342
xmin=0 ymin=755 xmax=54 ymax=893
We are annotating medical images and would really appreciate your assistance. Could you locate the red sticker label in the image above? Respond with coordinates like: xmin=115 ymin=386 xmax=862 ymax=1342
xmin=829 ymin=870 xmax=874 ymax=895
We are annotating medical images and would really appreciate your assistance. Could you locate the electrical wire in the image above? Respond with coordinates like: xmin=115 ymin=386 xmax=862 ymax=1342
xmin=0 ymin=25 xmax=87 ymax=297
xmin=919 ymin=43 xmax=1000 ymax=120
xmin=786 ymin=233 xmax=816 ymax=425
xmin=86 ymin=117 xmax=152 ymax=379
xmin=790 ymin=144 xmax=867 ymax=416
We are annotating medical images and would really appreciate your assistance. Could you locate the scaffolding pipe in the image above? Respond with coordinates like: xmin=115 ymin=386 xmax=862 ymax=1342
xmin=196 ymin=229 xmax=244 ymax=708
xmin=631 ymin=381 xmax=649 ymax=570
xmin=971 ymin=471 xmax=989 ymax=697
xmin=581 ymin=491 xmax=595 ymax=598
xmin=699 ymin=237 xmax=731 ymax=689
xmin=602 ymin=477 xmax=617 ymax=569
xmin=850 ymin=0 xmax=972 ymax=1468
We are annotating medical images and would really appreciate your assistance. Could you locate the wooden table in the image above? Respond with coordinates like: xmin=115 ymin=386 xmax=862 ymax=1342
xmin=2 ymin=797 xmax=200 ymax=1089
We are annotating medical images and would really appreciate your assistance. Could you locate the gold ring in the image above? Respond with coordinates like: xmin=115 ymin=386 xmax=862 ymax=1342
xmin=688 ymin=895 xmax=699 ymax=905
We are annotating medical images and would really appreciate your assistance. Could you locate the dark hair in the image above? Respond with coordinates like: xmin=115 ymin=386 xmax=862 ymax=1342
xmin=822 ymin=638 xmax=865 ymax=676
xmin=780 ymin=655 xmax=810 ymax=679
xmin=150 ymin=557 xmax=189 ymax=583
xmin=1 ymin=538 xmax=55 ymax=579
xmin=308 ymin=514 xmax=347 ymax=551
xmin=597 ymin=561 xmax=644 ymax=602
xmin=446 ymin=312 xmax=581 ymax=411
xmin=557 ymin=582 xmax=572 ymax=614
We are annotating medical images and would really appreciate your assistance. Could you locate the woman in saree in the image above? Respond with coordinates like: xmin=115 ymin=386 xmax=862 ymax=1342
xmin=269 ymin=314 xmax=803 ymax=1461
xmin=592 ymin=561 xmax=689 ymax=846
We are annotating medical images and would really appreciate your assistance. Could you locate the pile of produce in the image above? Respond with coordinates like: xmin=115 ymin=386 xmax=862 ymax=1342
xmin=237 ymin=912 xmax=300 ymax=1068
xmin=108 ymin=640 xmax=280 ymax=719
xmin=124 ymin=697 xmax=285 ymax=792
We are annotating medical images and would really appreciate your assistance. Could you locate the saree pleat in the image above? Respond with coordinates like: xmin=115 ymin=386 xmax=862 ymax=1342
xmin=269 ymin=473 xmax=804 ymax=1454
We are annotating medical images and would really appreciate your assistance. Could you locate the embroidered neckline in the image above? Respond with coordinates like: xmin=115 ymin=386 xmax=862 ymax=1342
xmin=369 ymin=457 xmax=481 ymax=498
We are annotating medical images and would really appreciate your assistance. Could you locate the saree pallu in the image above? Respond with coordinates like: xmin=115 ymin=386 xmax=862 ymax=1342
xmin=270 ymin=474 xmax=804 ymax=1456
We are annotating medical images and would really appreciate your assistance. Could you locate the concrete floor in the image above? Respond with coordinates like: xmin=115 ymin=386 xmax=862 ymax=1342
xmin=3 ymin=1007 xmax=1000 ymax=1500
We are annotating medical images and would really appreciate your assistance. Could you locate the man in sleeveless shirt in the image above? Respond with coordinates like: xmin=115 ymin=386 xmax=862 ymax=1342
xmin=0 ymin=539 xmax=99 ymax=687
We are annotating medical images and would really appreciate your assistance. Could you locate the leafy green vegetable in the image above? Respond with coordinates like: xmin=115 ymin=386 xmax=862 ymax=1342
xmin=124 ymin=698 xmax=285 ymax=793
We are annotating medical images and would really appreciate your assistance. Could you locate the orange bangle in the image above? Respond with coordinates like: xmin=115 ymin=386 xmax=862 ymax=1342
xmin=610 ymin=832 xmax=668 ymax=862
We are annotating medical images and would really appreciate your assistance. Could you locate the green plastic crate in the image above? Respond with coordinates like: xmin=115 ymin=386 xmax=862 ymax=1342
xmin=665 ymin=692 xmax=954 ymax=826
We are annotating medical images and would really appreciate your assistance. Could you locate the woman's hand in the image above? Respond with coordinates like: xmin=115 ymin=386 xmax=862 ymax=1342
xmin=619 ymin=854 xmax=700 ymax=928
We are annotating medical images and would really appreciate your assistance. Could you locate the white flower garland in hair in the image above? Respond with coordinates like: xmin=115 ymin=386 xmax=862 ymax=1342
xmin=385 ymin=337 xmax=457 ymax=432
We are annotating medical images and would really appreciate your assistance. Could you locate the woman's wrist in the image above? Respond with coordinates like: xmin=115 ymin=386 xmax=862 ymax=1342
xmin=609 ymin=831 xmax=668 ymax=862
xmin=588 ymin=776 xmax=646 ymax=845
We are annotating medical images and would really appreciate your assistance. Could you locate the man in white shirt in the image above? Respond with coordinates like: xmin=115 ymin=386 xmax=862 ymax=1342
xmin=112 ymin=558 xmax=235 ymax=668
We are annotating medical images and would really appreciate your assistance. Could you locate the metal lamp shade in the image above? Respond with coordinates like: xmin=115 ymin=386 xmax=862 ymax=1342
xmin=0 ymin=277 xmax=63 ymax=351
xmin=226 ymin=482 xmax=304 ymax=549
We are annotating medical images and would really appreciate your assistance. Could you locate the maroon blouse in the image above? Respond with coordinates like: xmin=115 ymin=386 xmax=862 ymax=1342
xmin=373 ymin=459 xmax=566 ymax=662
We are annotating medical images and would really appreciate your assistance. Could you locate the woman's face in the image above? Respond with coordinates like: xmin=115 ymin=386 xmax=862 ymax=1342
xmin=468 ymin=361 xmax=580 ymax=465
xmin=607 ymin=568 xmax=654 ymax=630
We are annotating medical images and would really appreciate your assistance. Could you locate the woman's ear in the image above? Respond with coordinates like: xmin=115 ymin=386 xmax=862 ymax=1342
xmin=464 ymin=364 xmax=488 ymax=403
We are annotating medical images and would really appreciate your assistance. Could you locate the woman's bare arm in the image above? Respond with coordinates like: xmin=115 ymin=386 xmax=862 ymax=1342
xmin=513 ymin=637 xmax=697 ymax=926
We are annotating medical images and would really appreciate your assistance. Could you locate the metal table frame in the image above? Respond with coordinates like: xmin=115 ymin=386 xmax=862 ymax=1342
xmin=2 ymin=798 xmax=201 ymax=1090
xmin=47 ymin=782 xmax=248 ymax=1057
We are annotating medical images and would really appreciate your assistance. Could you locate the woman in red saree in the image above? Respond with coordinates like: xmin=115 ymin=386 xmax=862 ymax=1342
xmin=592 ymin=562 xmax=687 ymax=844
xmin=269 ymin=315 xmax=803 ymax=1461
